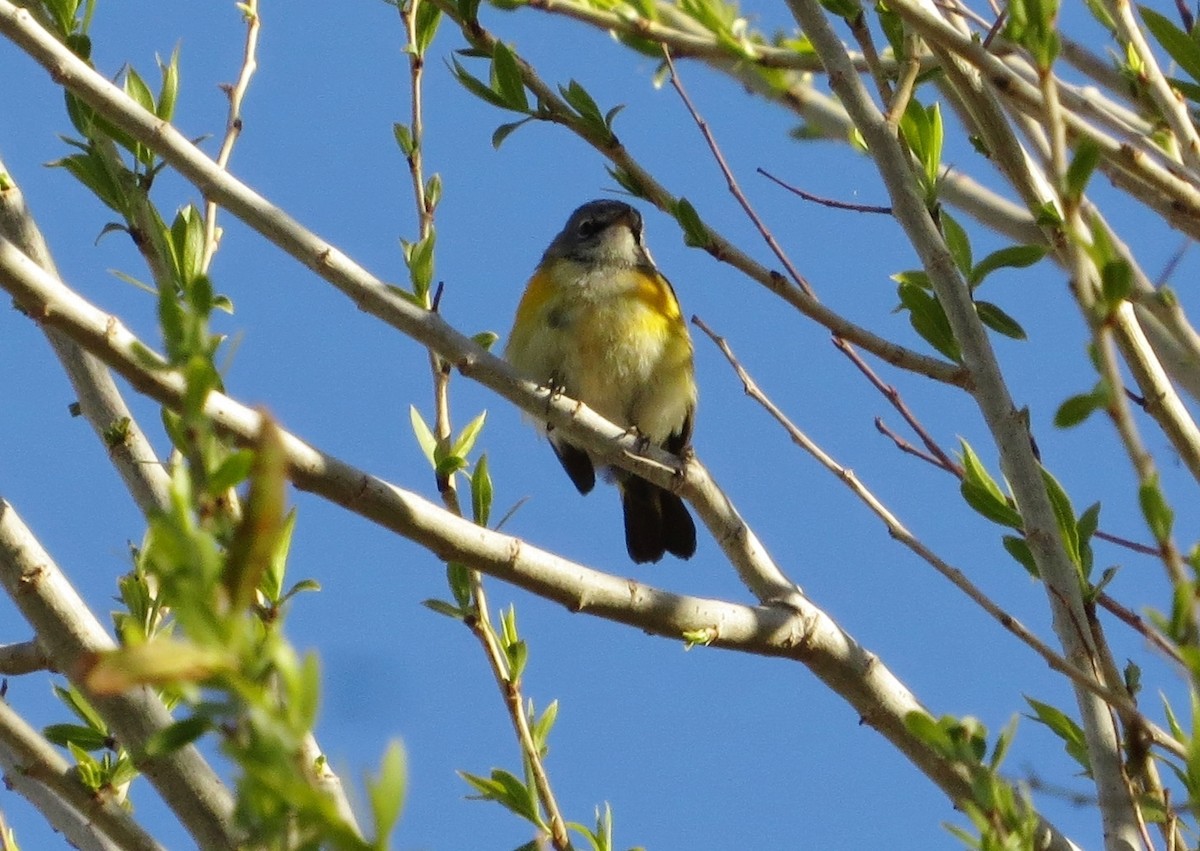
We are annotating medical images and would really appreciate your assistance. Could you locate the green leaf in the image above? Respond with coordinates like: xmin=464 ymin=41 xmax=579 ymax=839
xmin=42 ymin=723 xmax=110 ymax=751
xmin=1139 ymin=475 xmax=1174 ymax=542
xmin=1054 ymin=391 xmax=1102 ymax=428
xmin=1064 ymin=138 xmax=1100 ymax=201
xmin=414 ymin=2 xmax=442 ymax=56
xmin=410 ymin=406 xmax=437 ymax=466
xmin=891 ymin=270 xmax=932 ymax=290
xmin=673 ymin=197 xmax=709 ymax=248
xmin=958 ymin=440 xmax=1023 ymax=528
xmin=123 ymin=66 xmax=156 ymax=115
xmin=452 ymin=412 xmax=487 ymax=460
xmin=208 ymin=449 xmax=255 ymax=492
xmin=492 ymin=117 xmax=533 ymax=149
xmin=490 ymin=42 xmax=529 ymax=112
xmin=460 ymin=769 xmax=544 ymax=826
xmin=968 ymin=244 xmax=1047 ymax=287
xmin=422 ymin=598 xmax=465 ymax=620
xmin=449 ymin=57 xmax=509 ymax=109
xmin=1100 ymin=259 xmax=1132 ymax=306
xmin=559 ymin=79 xmax=606 ymax=130
xmin=940 ymin=211 xmax=972 ymax=274
xmin=367 ymin=741 xmax=408 ymax=846
xmin=1040 ymin=467 xmax=1080 ymax=571
xmin=1025 ymin=697 xmax=1090 ymax=771
xmin=897 ymin=282 xmax=961 ymax=362
xmin=447 ymin=562 xmax=473 ymax=609
xmin=975 ymin=301 xmax=1026 ymax=340
xmin=471 ymin=453 xmax=493 ymax=527
xmin=1141 ymin=6 xmax=1200 ymax=83
xmin=157 ymin=47 xmax=180 ymax=122
xmin=142 ymin=715 xmax=212 ymax=757
xmin=393 ymin=122 xmax=415 ymax=156
xmin=407 ymin=231 xmax=436 ymax=298
xmin=424 ymin=173 xmax=442 ymax=211
xmin=818 ymin=0 xmax=860 ymax=19
xmin=472 ymin=331 xmax=499 ymax=351
xmin=51 ymin=152 xmax=128 ymax=214
xmin=1002 ymin=534 xmax=1039 ymax=577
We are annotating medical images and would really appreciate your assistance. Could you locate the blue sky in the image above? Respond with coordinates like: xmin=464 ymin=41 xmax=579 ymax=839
xmin=2 ymin=1 xmax=1197 ymax=849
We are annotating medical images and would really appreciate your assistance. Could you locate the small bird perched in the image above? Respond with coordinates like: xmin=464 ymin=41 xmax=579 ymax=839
xmin=505 ymin=199 xmax=698 ymax=563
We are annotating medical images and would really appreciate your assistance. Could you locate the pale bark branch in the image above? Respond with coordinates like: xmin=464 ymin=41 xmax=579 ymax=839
xmin=0 ymin=700 xmax=166 ymax=851
xmin=0 ymin=499 xmax=238 ymax=849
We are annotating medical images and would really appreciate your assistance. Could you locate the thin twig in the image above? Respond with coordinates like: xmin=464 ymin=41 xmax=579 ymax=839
xmin=757 ymin=167 xmax=892 ymax=213
xmin=662 ymin=47 xmax=816 ymax=299
xmin=693 ymin=315 xmax=1182 ymax=762
xmin=202 ymin=0 xmax=260 ymax=271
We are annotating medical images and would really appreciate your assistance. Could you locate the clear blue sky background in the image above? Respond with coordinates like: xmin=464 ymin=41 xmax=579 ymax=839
xmin=2 ymin=2 xmax=1197 ymax=849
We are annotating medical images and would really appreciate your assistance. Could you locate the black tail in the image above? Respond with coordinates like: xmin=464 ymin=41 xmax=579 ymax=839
xmin=621 ymin=476 xmax=697 ymax=564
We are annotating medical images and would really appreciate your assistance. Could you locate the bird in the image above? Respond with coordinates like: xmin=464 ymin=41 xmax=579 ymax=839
xmin=505 ymin=199 xmax=698 ymax=563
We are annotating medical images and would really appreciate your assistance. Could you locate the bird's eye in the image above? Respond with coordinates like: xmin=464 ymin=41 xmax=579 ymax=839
xmin=576 ymin=218 xmax=600 ymax=239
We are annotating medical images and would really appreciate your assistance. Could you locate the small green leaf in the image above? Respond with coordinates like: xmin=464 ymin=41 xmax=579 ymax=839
xmin=1025 ymin=697 xmax=1090 ymax=771
xmin=422 ymin=598 xmax=465 ymax=620
xmin=1100 ymin=259 xmax=1132 ymax=306
xmin=1139 ymin=475 xmax=1174 ymax=542
xmin=940 ymin=212 xmax=972 ymax=274
xmin=897 ymin=282 xmax=961 ymax=362
xmin=142 ymin=715 xmax=212 ymax=757
xmin=968 ymin=244 xmax=1047 ymax=287
xmin=958 ymin=439 xmax=1024 ymax=528
xmin=407 ymin=231 xmax=436 ymax=298
xmin=490 ymin=42 xmax=529 ymax=112
xmin=393 ymin=122 xmax=415 ymax=156
xmin=414 ymin=2 xmax=442 ymax=56
xmin=673 ymin=198 xmax=709 ymax=248
xmin=208 ymin=449 xmax=255 ymax=492
xmin=410 ymin=406 xmax=437 ymax=466
xmin=1064 ymin=138 xmax=1100 ymax=201
xmin=1054 ymin=392 xmax=1102 ymax=428
xmin=492 ymin=117 xmax=533 ymax=149
xmin=157 ymin=47 xmax=180 ymax=122
xmin=559 ymin=79 xmax=606 ymax=130
xmin=123 ymin=67 xmax=156 ymax=115
xmin=818 ymin=0 xmax=860 ymax=19
xmin=452 ymin=412 xmax=487 ymax=460
xmin=447 ymin=562 xmax=473 ymax=609
xmin=367 ymin=741 xmax=408 ymax=845
xmin=975 ymin=301 xmax=1026 ymax=340
xmin=1002 ymin=534 xmax=1039 ymax=577
xmin=472 ymin=331 xmax=499 ymax=351
xmin=891 ymin=269 xmax=932 ymax=289
xmin=471 ymin=453 xmax=493 ymax=527
xmin=42 ymin=723 xmax=110 ymax=751
xmin=1040 ymin=467 xmax=1080 ymax=571
xmin=449 ymin=57 xmax=509 ymax=109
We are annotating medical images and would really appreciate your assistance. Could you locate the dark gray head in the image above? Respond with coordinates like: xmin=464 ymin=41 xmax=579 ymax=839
xmin=541 ymin=199 xmax=650 ymax=267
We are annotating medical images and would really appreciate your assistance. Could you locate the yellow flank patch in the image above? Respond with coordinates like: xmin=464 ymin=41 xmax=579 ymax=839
xmin=513 ymin=267 xmax=559 ymax=331
xmin=631 ymin=269 xmax=683 ymax=323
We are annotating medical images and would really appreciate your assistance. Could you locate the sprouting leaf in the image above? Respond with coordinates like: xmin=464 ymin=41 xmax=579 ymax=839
xmin=490 ymin=42 xmax=529 ymax=112
xmin=968 ymin=244 xmax=1047 ymax=287
xmin=975 ymin=301 xmax=1027 ymax=340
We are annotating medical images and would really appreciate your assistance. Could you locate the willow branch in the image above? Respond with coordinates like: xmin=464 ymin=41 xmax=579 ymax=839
xmin=0 ymin=157 xmax=169 ymax=517
xmin=0 ymin=499 xmax=238 ymax=849
xmin=0 ymin=699 xmax=166 ymax=851
xmin=782 ymin=0 xmax=1141 ymax=846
